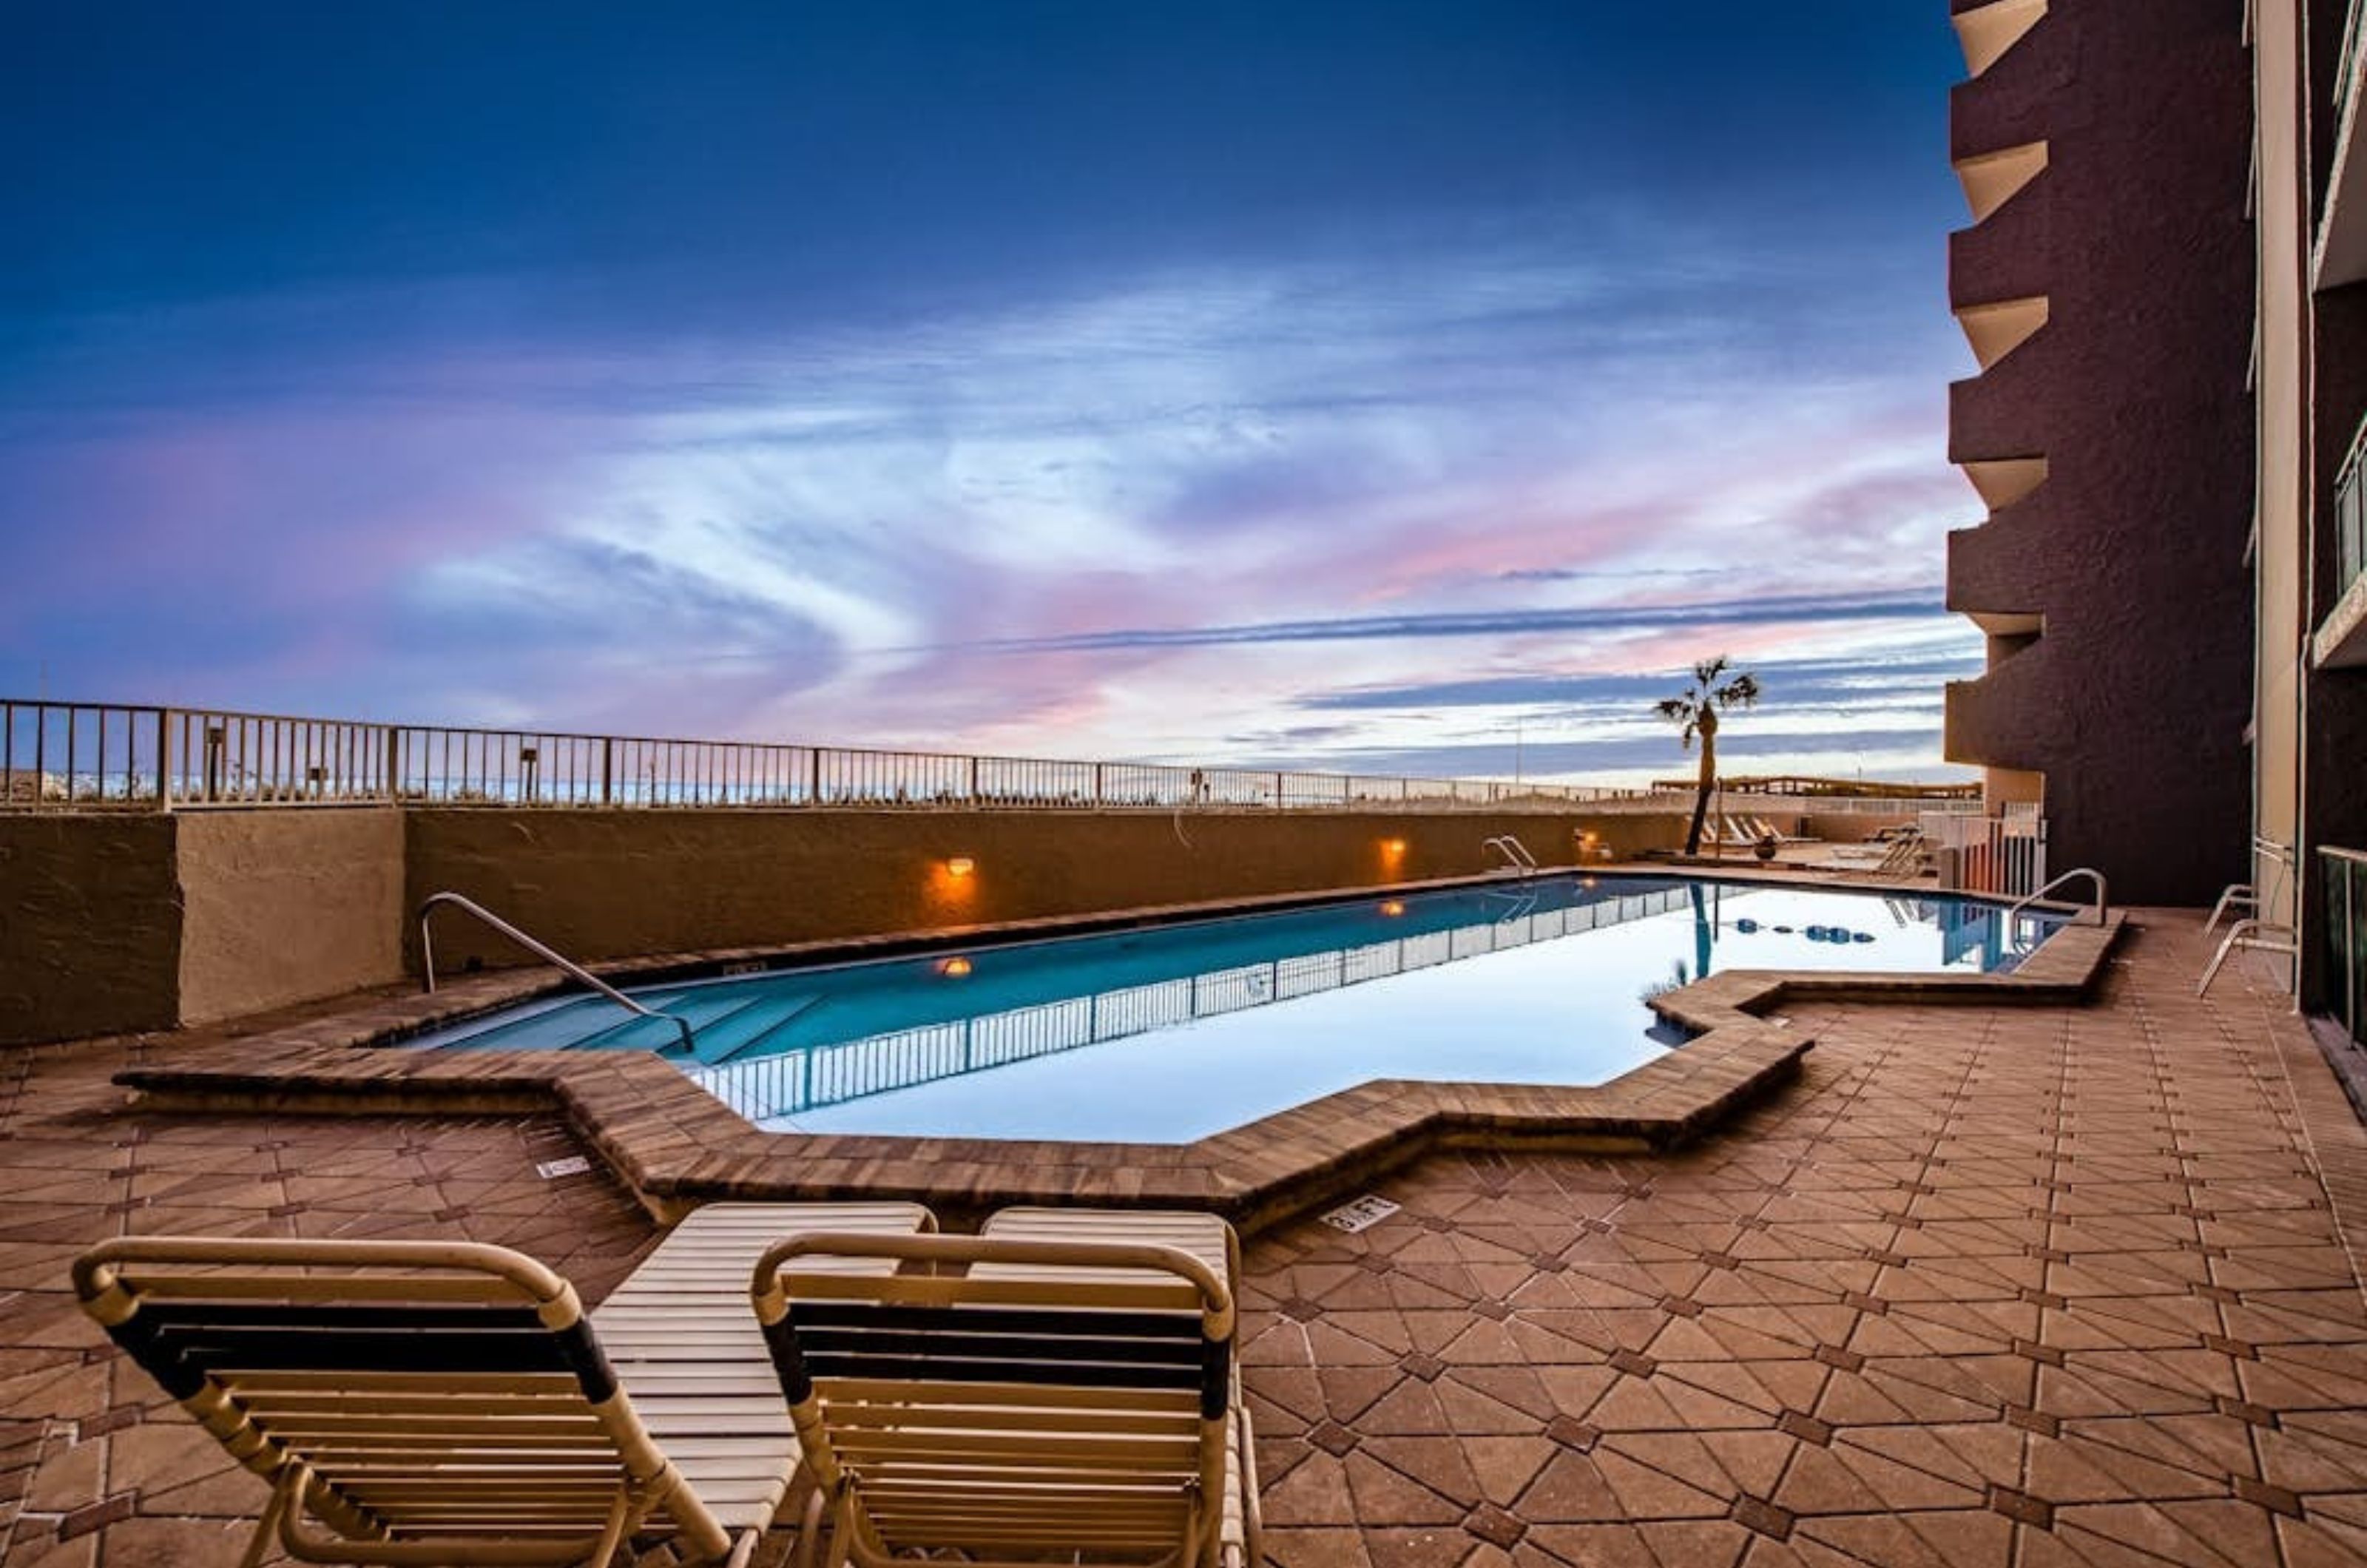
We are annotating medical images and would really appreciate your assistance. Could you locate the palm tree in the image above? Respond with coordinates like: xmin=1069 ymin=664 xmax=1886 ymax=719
xmin=1655 ymin=656 xmax=1761 ymax=856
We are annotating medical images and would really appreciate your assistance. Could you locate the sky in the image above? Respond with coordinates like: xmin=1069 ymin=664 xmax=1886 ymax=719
xmin=0 ymin=2 xmax=1984 ymax=785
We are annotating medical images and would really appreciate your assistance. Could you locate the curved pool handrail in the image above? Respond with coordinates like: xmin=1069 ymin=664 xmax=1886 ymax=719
xmin=1482 ymin=834 xmax=1539 ymax=875
xmin=2005 ymin=867 xmax=2108 ymax=927
xmin=417 ymin=891 xmax=696 ymax=1055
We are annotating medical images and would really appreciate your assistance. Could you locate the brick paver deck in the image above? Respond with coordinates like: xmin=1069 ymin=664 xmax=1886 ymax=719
xmin=4 ymin=910 xmax=2363 ymax=1566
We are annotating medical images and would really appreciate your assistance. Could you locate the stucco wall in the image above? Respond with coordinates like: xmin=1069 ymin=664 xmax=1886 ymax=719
xmin=1 ymin=804 xmax=1711 ymax=1041
xmin=404 ymin=808 xmax=1637 ymax=973
xmin=1942 ymin=0 xmax=2258 ymax=905
xmin=0 ymin=814 xmax=182 ymax=1047
xmin=175 ymin=808 xmax=407 ymax=1027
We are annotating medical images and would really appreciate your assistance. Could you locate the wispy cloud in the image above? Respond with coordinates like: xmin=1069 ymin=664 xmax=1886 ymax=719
xmin=0 ymin=6 xmax=1979 ymax=788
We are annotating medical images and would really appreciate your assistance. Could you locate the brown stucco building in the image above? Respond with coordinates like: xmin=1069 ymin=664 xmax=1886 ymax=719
xmin=1939 ymin=0 xmax=2258 ymax=908
xmin=1941 ymin=0 xmax=2367 ymax=1028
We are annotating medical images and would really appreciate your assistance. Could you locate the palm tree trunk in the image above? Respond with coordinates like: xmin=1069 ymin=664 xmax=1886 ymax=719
xmin=1686 ymin=714 xmax=1718 ymax=854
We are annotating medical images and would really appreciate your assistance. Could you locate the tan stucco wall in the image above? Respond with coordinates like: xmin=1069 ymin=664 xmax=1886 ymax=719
xmin=2 ymin=804 xmax=1710 ymax=1041
xmin=404 ymin=808 xmax=1653 ymax=973
xmin=2254 ymin=0 xmax=2308 ymax=932
xmin=174 ymin=808 xmax=407 ymax=1027
xmin=0 ymin=814 xmax=182 ymax=1047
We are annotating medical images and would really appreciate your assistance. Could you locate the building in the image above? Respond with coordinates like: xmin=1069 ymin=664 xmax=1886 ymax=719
xmin=1939 ymin=0 xmax=2366 ymax=1034
xmin=2252 ymin=0 xmax=2367 ymax=1031
xmin=1939 ymin=0 xmax=2258 ymax=909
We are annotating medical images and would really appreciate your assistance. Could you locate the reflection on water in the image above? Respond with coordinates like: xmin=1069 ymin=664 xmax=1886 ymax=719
xmin=420 ymin=874 xmax=2059 ymax=1142
xmin=679 ymin=882 xmax=2053 ymax=1137
xmin=689 ymin=881 xmax=1702 ymax=1125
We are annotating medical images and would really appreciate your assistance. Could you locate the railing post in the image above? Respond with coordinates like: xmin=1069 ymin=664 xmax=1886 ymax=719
xmin=155 ymin=709 xmax=173 ymax=813
xmin=1094 ymin=762 xmax=1104 ymax=805
xmin=808 ymin=747 xmax=823 ymax=807
xmin=968 ymin=754 xmax=980 ymax=804
xmin=1274 ymin=771 xmax=1284 ymax=808
xmin=601 ymin=737 xmax=614 ymax=805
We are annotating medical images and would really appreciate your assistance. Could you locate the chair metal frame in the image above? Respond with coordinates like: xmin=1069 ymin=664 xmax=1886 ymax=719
xmin=751 ymin=1226 xmax=1255 ymax=1568
xmin=75 ymin=1235 xmax=761 ymax=1568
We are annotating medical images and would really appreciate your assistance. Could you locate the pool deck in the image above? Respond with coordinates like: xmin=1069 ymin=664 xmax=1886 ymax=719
xmin=6 ymin=907 xmax=2366 ymax=1565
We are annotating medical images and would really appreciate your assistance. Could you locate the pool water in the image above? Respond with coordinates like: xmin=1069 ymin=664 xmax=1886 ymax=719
xmin=415 ymin=876 xmax=2059 ymax=1144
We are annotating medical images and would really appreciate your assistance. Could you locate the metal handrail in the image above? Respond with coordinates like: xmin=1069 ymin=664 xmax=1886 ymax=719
xmin=1482 ymin=834 xmax=1540 ymax=874
xmin=417 ymin=892 xmax=696 ymax=1055
xmin=2007 ymin=867 xmax=2109 ymax=927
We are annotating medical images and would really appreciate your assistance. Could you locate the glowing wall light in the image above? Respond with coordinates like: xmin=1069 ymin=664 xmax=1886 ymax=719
xmin=939 ymin=956 xmax=973 ymax=977
xmin=945 ymin=856 xmax=976 ymax=877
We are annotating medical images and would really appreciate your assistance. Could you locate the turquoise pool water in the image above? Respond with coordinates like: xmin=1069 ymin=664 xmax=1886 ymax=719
xmin=415 ymin=876 xmax=2059 ymax=1143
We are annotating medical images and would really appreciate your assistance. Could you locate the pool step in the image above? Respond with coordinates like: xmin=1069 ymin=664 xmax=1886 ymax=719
xmin=678 ymin=991 xmax=833 ymax=1067
xmin=561 ymin=987 xmax=783 ymax=1053
xmin=438 ymin=984 xmax=757 ymax=1054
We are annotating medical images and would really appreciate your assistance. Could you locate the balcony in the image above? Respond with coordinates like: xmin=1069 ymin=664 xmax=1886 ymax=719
xmin=2318 ymin=0 xmax=2367 ymax=286
xmin=2326 ymin=846 xmax=2366 ymax=1047
xmin=2316 ymin=418 xmax=2367 ymax=667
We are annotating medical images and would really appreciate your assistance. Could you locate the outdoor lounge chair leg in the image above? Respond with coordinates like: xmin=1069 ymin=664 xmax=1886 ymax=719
xmin=2206 ymin=885 xmax=2255 ymax=935
xmin=723 ymin=1528 xmax=761 ymax=1568
xmin=2199 ymin=924 xmax=2246 ymax=996
xmin=238 ymin=1471 xmax=298 ymax=1568
xmin=792 ymin=1486 xmax=827 ymax=1568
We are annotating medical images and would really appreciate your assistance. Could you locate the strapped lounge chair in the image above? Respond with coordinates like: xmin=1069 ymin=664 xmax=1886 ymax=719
xmin=750 ymin=1212 xmax=1258 ymax=1568
xmin=74 ymin=1202 xmax=936 ymax=1568
xmin=75 ymin=1235 xmax=765 ymax=1567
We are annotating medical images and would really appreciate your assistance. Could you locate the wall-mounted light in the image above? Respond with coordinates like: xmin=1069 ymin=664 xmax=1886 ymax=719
xmin=939 ymin=956 xmax=973 ymax=977
xmin=1380 ymin=899 xmax=1407 ymax=917
xmin=945 ymin=856 xmax=976 ymax=877
xmin=1382 ymin=838 xmax=1408 ymax=855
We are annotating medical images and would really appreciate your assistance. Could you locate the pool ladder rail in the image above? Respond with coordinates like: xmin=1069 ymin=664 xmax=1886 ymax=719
xmin=2005 ymin=867 xmax=2109 ymax=927
xmin=416 ymin=891 xmax=698 ymax=1056
xmin=1482 ymin=834 xmax=1541 ymax=876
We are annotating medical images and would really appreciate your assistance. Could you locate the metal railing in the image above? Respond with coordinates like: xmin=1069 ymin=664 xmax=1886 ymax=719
xmin=1482 ymin=834 xmax=1539 ymax=874
xmin=2343 ymin=0 xmax=2367 ymax=140
xmin=1927 ymin=809 xmax=2050 ymax=897
xmin=2325 ymin=847 xmax=2366 ymax=1046
xmin=418 ymin=892 xmax=696 ymax=1055
xmin=2008 ymin=866 xmax=2107 ymax=927
xmin=0 ymin=697 xmax=1667 ymax=814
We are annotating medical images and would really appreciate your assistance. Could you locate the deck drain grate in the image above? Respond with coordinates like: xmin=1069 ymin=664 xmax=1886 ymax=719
xmin=1320 ymin=1194 xmax=1402 ymax=1234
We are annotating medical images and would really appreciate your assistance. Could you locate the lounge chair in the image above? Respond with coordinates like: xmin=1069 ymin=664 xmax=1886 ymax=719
xmin=2206 ymin=836 xmax=2294 ymax=934
xmin=2200 ymin=837 xmax=2300 ymax=1003
xmin=75 ymin=1201 xmax=936 ymax=1568
xmin=750 ymin=1209 xmax=1258 ymax=1568
xmin=75 ymin=1235 xmax=769 ymax=1567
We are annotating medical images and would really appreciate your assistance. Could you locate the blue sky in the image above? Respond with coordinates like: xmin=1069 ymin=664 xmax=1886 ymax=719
xmin=0 ymin=2 xmax=1982 ymax=783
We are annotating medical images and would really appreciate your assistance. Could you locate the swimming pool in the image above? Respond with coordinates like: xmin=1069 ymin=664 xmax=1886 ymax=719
xmin=413 ymin=876 xmax=2059 ymax=1143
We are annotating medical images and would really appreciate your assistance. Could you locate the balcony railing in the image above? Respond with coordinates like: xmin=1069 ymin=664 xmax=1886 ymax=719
xmin=2326 ymin=846 xmax=2366 ymax=1048
xmin=0 ymin=698 xmax=1664 ymax=814
xmin=2343 ymin=0 xmax=2367 ymax=129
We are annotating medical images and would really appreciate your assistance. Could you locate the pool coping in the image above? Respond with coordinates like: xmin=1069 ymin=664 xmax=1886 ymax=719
xmin=110 ymin=873 xmax=2127 ymax=1234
